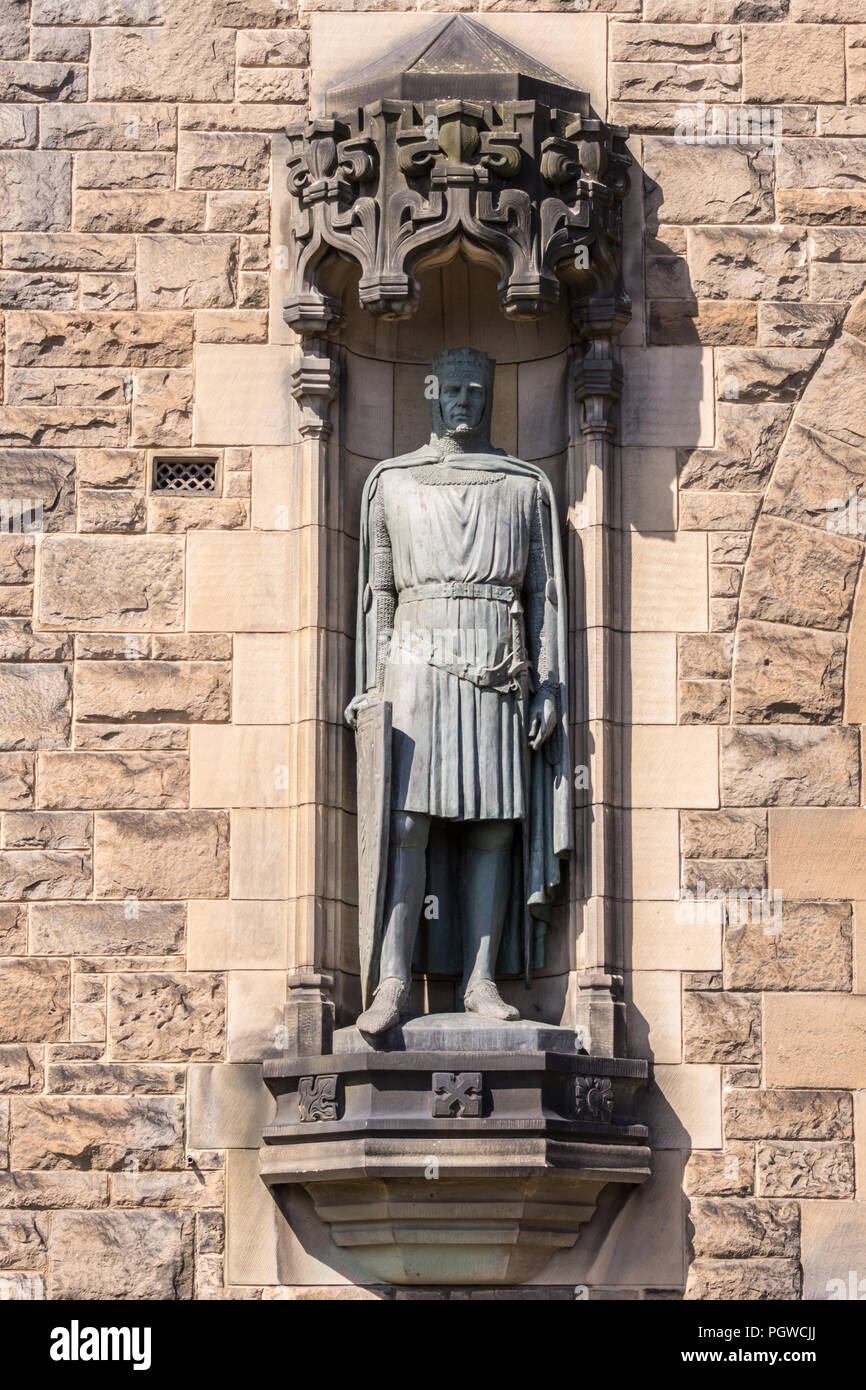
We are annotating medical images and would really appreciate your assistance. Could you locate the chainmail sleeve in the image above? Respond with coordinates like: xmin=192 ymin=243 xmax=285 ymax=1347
xmin=525 ymin=481 xmax=557 ymax=695
xmin=370 ymin=485 xmax=396 ymax=691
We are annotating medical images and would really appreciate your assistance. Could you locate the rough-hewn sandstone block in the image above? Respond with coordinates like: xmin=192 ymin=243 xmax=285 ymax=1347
xmin=739 ymin=519 xmax=861 ymax=633
xmin=759 ymin=301 xmax=844 ymax=349
xmin=684 ymin=1144 xmax=754 ymax=1197
xmin=0 ymin=536 xmax=33 ymax=586
xmin=77 ymin=489 xmax=147 ymax=533
xmin=2 ymin=811 xmax=91 ymax=850
xmin=236 ymin=28 xmax=308 ymax=66
xmin=110 ymin=1170 xmax=224 ymax=1209
xmin=0 ymin=152 xmax=71 ymax=232
xmin=720 ymin=727 xmax=860 ymax=806
xmin=75 ymin=660 xmax=231 ymax=724
xmin=0 ymin=1211 xmax=48 ymax=1270
xmin=109 ymin=973 xmax=226 ymax=1062
xmin=689 ymin=1197 xmax=799 ymax=1258
xmin=0 ymin=960 xmax=68 ymax=1042
xmin=178 ymin=131 xmax=269 ymax=190
xmin=725 ymin=901 xmax=852 ymax=991
xmin=724 ymin=1087 xmax=852 ymax=1140
xmin=0 ymin=664 xmax=71 ymax=750
xmin=138 ymin=235 xmax=235 ymax=309
xmin=685 ymin=1258 xmax=800 ymax=1301
xmin=0 ymin=448 xmax=75 ymax=530
xmin=779 ymin=139 xmax=866 ymax=190
xmin=131 ymin=369 xmax=193 ymax=447
xmin=76 ymin=448 xmax=144 ymax=488
xmin=74 ymin=190 xmax=207 ymax=234
xmin=764 ymin=424 xmax=866 ymax=532
xmin=11 ymin=1095 xmax=183 ymax=1170
xmin=90 ymin=26 xmax=233 ymax=102
xmin=743 ymin=23 xmax=844 ymax=104
xmin=683 ymin=990 xmax=761 ymax=1062
xmin=0 ymin=1044 xmax=40 ymax=1091
xmin=0 ymin=62 xmax=85 ymax=104
xmin=0 ymin=753 xmax=34 ymax=810
xmin=649 ymin=299 xmax=756 ymax=347
xmin=51 ymin=1210 xmax=193 ymax=1299
xmin=715 ymin=347 xmax=820 ymax=402
xmin=687 ymin=227 xmax=808 ymax=300
xmin=0 ymin=850 xmax=90 ymax=900
xmin=678 ymin=403 xmax=790 ymax=492
xmin=37 ymin=751 xmax=188 ymax=810
xmin=7 ymin=311 xmax=192 ymax=367
xmin=38 ymin=536 xmax=184 ymax=631
xmin=46 ymin=1062 xmax=185 ymax=1094
xmin=40 ymin=102 xmax=175 ymax=150
xmin=797 ymin=333 xmax=866 ymax=451
xmin=765 ymin=993 xmax=866 ymax=1087
xmin=678 ymin=634 xmax=732 ymax=681
xmin=644 ymin=140 xmax=772 ymax=227
xmin=731 ymin=621 xmax=846 ymax=723
xmin=757 ymin=1142 xmax=854 ymax=1199
xmin=94 ymin=810 xmax=229 ymax=898
xmin=0 ymin=1171 xmax=108 ymax=1209
xmin=681 ymin=809 xmax=766 ymax=859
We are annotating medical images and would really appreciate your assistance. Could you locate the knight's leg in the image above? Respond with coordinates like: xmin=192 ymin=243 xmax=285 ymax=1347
xmin=460 ymin=820 xmax=519 ymax=1021
xmin=357 ymin=810 xmax=430 ymax=1035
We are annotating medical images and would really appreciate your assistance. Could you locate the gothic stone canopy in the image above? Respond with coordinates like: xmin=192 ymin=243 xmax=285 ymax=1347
xmin=283 ymin=16 xmax=631 ymax=331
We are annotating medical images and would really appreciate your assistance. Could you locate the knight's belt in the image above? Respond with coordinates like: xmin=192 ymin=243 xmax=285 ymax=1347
xmin=394 ymin=581 xmax=527 ymax=691
xmin=398 ymin=581 xmax=517 ymax=604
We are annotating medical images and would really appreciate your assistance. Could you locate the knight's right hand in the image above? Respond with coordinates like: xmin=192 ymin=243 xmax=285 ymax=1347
xmin=344 ymin=692 xmax=378 ymax=730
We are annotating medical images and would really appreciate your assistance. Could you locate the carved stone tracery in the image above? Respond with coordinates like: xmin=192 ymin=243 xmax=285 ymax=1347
xmin=282 ymin=18 xmax=630 ymax=332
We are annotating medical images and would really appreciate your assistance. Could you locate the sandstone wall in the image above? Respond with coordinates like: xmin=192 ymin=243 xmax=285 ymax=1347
xmin=1 ymin=0 xmax=865 ymax=1301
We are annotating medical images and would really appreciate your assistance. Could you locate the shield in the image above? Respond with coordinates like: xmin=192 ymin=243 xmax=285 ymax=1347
xmin=355 ymin=698 xmax=392 ymax=1009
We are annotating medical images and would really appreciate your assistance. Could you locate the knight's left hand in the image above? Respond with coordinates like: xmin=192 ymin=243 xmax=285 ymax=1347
xmin=528 ymin=691 xmax=557 ymax=750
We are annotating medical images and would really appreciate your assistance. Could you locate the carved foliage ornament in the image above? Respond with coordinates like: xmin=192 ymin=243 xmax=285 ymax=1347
xmin=284 ymin=96 xmax=630 ymax=331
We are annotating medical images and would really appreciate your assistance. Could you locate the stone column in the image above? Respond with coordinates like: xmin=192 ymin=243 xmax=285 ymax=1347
xmin=282 ymin=339 xmax=341 ymax=1055
xmin=570 ymin=296 xmax=629 ymax=1058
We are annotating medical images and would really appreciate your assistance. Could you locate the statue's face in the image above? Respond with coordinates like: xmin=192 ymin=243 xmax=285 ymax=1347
xmin=438 ymin=373 xmax=486 ymax=434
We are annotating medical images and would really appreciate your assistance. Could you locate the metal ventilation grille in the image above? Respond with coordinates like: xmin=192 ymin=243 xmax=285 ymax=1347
xmin=152 ymin=455 xmax=218 ymax=494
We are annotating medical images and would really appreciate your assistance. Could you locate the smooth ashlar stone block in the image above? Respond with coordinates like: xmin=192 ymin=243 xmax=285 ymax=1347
xmin=638 ymin=1063 xmax=722 ymax=1150
xmin=621 ymin=346 xmax=714 ymax=447
xmin=621 ymin=809 xmax=681 ymax=901
xmin=186 ymin=532 xmax=292 ymax=632
xmin=619 ymin=632 xmax=677 ymax=724
xmin=227 ymin=970 xmax=286 ymax=1063
xmin=802 ymin=1201 xmax=866 ymax=1301
xmin=770 ymin=809 xmax=866 ymax=898
xmin=628 ymin=901 xmax=722 ymax=972
xmin=194 ymin=344 xmax=297 ymax=446
xmin=626 ymin=726 xmax=718 ymax=809
xmin=187 ymin=1063 xmax=275 ymax=1150
xmin=627 ymin=970 xmax=682 ymax=1064
xmin=230 ymin=809 xmax=290 ymax=901
xmin=187 ymin=900 xmax=287 ymax=971
xmin=765 ymin=993 xmax=866 ymax=1088
xmin=625 ymin=532 xmax=708 ymax=633
xmin=620 ymin=447 xmax=677 ymax=532
xmin=190 ymin=726 xmax=292 ymax=808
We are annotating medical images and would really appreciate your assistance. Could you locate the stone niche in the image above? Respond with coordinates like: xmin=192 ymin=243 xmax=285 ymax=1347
xmin=258 ymin=15 xmax=654 ymax=1288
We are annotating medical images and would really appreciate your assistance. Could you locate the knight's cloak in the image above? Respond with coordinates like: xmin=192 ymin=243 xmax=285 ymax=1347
xmin=353 ymin=444 xmax=573 ymax=985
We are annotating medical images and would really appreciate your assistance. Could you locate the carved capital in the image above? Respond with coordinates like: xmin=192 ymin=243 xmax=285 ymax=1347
xmin=291 ymin=349 xmax=338 ymax=439
xmin=284 ymin=97 xmax=630 ymax=331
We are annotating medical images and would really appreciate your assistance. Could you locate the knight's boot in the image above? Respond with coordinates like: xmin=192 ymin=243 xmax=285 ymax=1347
xmin=460 ymin=821 xmax=519 ymax=1023
xmin=356 ymin=976 xmax=409 ymax=1035
xmin=464 ymin=978 xmax=519 ymax=1021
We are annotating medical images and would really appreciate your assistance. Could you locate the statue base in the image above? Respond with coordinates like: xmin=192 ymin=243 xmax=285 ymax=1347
xmin=260 ymin=1014 xmax=651 ymax=1286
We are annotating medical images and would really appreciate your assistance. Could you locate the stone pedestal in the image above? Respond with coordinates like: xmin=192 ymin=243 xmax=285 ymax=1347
xmin=260 ymin=1015 xmax=650 ymax=1285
